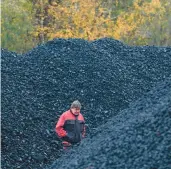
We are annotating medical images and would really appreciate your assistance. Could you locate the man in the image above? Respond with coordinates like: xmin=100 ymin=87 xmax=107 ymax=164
xmin=56 ymin=100 xmax=86 ymax=150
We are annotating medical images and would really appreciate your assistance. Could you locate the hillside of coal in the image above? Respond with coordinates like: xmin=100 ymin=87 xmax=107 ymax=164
xmin=1 ymin=38 xmax=171 ymax=169
xmin=48 ymin=78 xmax=171 ymax=169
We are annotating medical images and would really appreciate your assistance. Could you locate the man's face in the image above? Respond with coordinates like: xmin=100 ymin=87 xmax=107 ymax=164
xmin=71 ymin=108 xmax=80 ymax=115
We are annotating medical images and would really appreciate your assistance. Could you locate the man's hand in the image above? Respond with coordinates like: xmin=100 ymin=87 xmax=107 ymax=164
xmin=66 ymin=132 xmax=74 ymax=142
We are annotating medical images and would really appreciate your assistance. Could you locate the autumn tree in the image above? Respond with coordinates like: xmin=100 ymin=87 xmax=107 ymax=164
xmin=30 ymin=0 xmax=51 ymax=43
xmin=33 ymin=0 xmax=115 ymax=41
xmin=114 ymin=0 xmax=171 ymax=46
xmin=100 ymin=0 xmax=134 ymax=20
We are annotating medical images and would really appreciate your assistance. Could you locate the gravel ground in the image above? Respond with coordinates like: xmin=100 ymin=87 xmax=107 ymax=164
xmin=1 ymin=38 xmax=171 ymax=169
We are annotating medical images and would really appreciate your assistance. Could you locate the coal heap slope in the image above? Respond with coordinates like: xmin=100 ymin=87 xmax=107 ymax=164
xmin=48 ymin=78 xmax=171 ymax=169
xmin=1 ymin=38 xmax=171 ymax=169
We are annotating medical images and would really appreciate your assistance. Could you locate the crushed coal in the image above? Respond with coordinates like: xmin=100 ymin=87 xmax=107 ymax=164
xmin=48 ymin=78 xmax=171 ymax=169
xmin=1 ymin=38 xmax=171 ymax=169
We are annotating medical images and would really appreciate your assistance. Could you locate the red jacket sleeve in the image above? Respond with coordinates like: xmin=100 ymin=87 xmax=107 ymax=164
xmin=55 ymin=113 xmax=67 ymax=138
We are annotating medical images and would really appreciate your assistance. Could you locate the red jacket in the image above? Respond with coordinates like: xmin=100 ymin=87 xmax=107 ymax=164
xmin=56 ymin=110 xmax=85 ymax=144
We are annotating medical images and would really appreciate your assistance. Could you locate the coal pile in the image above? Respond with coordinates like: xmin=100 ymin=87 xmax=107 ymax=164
xmin=1 ymin=38 xmax=171 ymax=169
xmin=48 ymin=78 xmax=171 ymax=169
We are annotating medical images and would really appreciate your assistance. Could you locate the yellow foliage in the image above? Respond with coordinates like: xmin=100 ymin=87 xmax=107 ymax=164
xmin=46 ymin=0 xmax=115 ymax=40
xmin=114 ymin=0 xmax=169 ymax=45
xmin=33 ymin=0 xmax=171 ymax=46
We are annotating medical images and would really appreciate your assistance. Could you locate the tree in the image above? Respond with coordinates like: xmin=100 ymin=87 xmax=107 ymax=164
xmin=34 ymin=0 xmax=115 ymax=40
xmin=1 ymin=0 xmax=35 ymax=53
xmin=113 ymin=0 xmax=171 ymax=46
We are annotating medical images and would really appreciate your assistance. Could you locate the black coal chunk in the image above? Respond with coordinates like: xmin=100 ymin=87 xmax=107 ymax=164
xmin=1 ymin=38 xmax=171 ymax=169
xmin=48 ymin=78 xmax=171 ymax=169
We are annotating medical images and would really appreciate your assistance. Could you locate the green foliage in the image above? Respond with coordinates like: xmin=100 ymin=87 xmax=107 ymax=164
xmin=1 ymin=0 xmax=35 ymax=53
